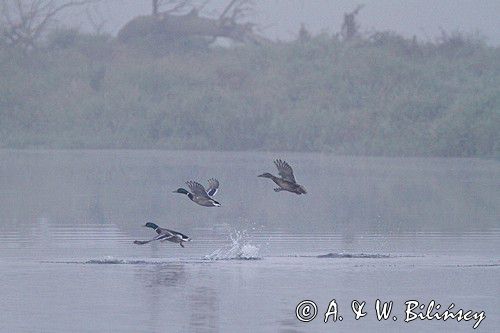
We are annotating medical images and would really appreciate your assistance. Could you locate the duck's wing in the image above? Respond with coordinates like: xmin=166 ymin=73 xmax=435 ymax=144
xmin=186 ymin=181 xmax=210 ymax=198
xmin=274 ymin=159 xmax=296 ymax=183
xmin=166 ymin=228 xmax=190 ymax=240
xmin=154 ymin=228 xmax=175 ymax=242
xmin=206 ymin=178 xmax=219 ymax=197
xmin=156 ymin=227 xmax=172 ymax=235
xmin=134 ymin=231 xmax=174 ymax=244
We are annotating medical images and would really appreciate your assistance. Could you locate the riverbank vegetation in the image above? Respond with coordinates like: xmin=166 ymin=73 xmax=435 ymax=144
xmin=1 ymin=26 xmax=499 ymax=157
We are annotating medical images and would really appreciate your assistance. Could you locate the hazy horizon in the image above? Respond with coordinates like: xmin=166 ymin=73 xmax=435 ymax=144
xmin=63 ymin=0 xmax=500 ymax=45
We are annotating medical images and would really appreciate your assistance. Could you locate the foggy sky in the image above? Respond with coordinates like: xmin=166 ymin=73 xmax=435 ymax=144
xmin=65 ymin=0 xmax=500 ymax=45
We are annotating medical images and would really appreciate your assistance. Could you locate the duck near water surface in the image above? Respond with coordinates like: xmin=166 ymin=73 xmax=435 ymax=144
xmin=133 ymin=222 xmax=190 ymax=248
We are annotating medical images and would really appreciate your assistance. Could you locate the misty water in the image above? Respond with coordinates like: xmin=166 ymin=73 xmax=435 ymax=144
xmin=0 ymin=150 xmax=498 ymax=332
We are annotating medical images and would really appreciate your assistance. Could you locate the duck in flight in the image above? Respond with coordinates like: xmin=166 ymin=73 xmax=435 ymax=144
xmin=258 ymin=159 xmax=307 ymax=195
xmin=173 ymin=178 xmax=221 ymax=207
xmin=133 ymin=222 xmax=191 ymax=248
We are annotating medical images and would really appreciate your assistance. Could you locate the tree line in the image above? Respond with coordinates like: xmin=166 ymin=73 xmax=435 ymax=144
xmin=0 ymin=1 xmax=498 ymax=157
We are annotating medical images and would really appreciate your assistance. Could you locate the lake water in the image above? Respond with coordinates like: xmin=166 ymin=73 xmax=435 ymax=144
xmin=0 ymin=150 xmax=498 ymax=332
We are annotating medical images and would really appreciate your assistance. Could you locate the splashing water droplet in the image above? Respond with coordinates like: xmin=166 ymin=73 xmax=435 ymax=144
xmin=205 ymin=230 xmax=261 ymax=260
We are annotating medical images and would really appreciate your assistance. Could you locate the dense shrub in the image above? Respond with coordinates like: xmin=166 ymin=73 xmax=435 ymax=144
xmin=0 ymin=29 xmax=498 ymax=157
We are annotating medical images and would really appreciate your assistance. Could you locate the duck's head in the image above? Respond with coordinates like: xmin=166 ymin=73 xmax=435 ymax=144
xmin=144 ymin=222 xmax=159 ymax=229
xmin=258 ymin=172 xmax=273 ymax=178
xmin=173 ymin=188 xmax=189 ymax=195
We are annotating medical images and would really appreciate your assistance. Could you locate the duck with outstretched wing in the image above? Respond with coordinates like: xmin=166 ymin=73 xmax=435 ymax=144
xmin=173 ymin=178 xmax=221 ymax=207
xmin=258 ymin=159 xmax=307 ymax=195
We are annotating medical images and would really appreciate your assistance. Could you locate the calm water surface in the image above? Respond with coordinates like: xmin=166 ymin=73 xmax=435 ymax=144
xmin=0 ymin=150 xmax=498 ymax=332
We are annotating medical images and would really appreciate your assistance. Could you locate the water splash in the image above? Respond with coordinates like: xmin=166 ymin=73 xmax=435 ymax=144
xmin=204 ymin=230 xmax=261 ymax=260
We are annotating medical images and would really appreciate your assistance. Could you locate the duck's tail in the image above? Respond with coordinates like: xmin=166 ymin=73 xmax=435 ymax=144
xmin=298 ymin=185 xmax=307 ymax=194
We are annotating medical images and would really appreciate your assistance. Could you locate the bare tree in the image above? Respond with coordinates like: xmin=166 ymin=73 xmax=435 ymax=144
xmin=119 ymin=0 xmax=262 ymax=45
xmin=341 ymin=4 xmax=364 ymax=41
xmin=298 ymin=23 xmax=310 ymax=42
xmin=212 ymin=0 xmax=256 ymax=42
xmin=0 ymin=0 xmax=97 ymax=50
xmin=152 ymin=0 xmax=197 ymax=16
xmin=153 ymin=0 xmax=159 ymax=15
xmin=85 ymin=4 xmax=106 ymax=34
xmin=218 ymin=0 xmax=254 ymax=22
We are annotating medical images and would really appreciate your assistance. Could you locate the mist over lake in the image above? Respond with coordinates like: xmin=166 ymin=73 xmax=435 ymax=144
xmin=1 ymin=1 xmax=499 ymax=332
xmin=0 ymin=150 xmax=498 ymax=332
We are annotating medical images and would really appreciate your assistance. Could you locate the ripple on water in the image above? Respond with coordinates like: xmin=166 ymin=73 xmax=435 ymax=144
xmin=317 ymin=252 xmax=392 ymax=259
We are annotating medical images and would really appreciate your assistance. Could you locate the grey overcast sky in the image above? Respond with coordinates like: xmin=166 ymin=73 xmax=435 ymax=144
xmin=68 ymin=0 xmax=500 ymax=45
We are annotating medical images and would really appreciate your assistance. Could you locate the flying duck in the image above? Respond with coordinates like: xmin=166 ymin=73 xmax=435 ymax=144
xmin=133 ymin=222 xmax=190 ymax=248
xmin=173 ymin=178 xmax=221 ymax=207
xmin=258 ymin=159 xmax=307 ymax=195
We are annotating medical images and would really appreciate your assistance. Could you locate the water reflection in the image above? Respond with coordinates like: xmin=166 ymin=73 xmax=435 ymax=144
xmin=88 ymin=193 xmax=107 ymax=224
xmin=134 ymin=263 xmax=188 ymax=331
xmin=136 ymin=264 xmax=187 ymax=288
xmin=278 ymin=318 xmax=307 ymax=333
xmin=189 ymin=286 xmax=219 ymax=333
